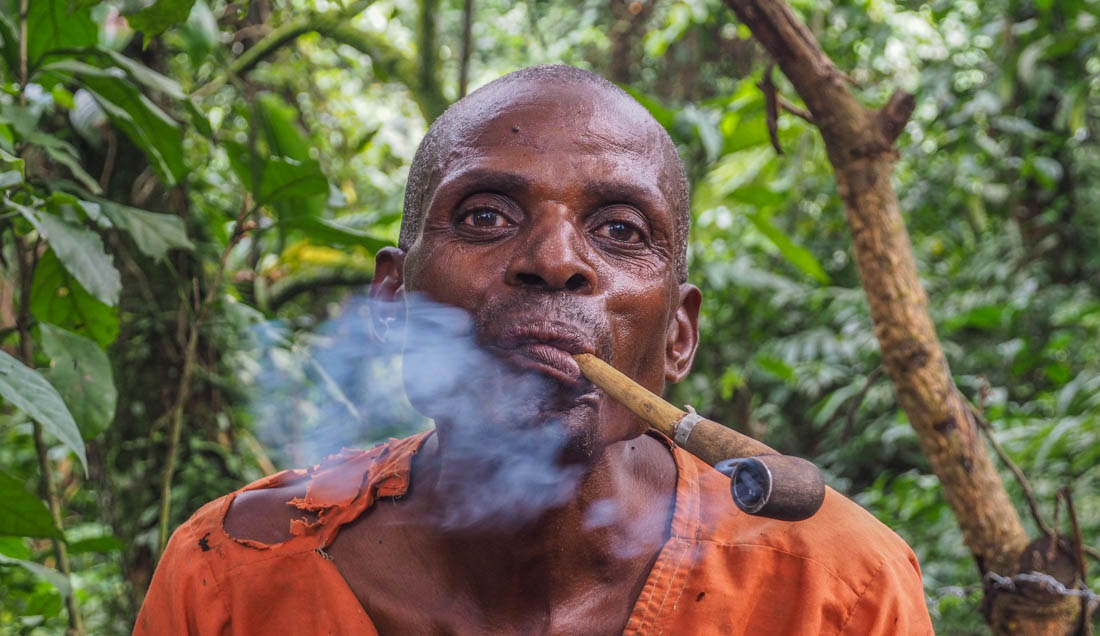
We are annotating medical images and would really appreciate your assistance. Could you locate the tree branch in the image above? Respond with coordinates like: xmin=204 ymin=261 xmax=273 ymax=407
xmin=721 ymin=2 xmax=1040 ymax=631
xmin=265 ymin=267 xmax=375 ymax=314
xmin=14 ymin=236 xmax=84 ymax=635
xmin=157 ymin=201 xmax=256 ymax=554
xmin=193 ymin=0 xmax=376 ymax=97
xmin=458 ymin=0 xmax=474 ymax=98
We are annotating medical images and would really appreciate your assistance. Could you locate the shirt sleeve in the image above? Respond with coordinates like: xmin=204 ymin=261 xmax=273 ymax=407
xmin=840 ymin=548 xmax=935 ymax=635
xmin=133 ymin=518 xmax=230 ymax=636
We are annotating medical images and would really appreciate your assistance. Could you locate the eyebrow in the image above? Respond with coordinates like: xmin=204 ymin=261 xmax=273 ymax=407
xmin=441 ymin=168 xmax=533 ymax=196
xmin=581 ymin=180 xmax=666 ymax=208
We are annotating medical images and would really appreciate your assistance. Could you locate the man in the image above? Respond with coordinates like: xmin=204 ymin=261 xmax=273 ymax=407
xmin=136 ymin=65 xmax=933 ymax=634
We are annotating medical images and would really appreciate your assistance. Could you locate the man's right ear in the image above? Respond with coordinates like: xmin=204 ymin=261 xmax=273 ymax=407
xmin=369 ymin=247 xmax=406 ymax=342
xmin=370 ymin=247 xmax=406 ymax=301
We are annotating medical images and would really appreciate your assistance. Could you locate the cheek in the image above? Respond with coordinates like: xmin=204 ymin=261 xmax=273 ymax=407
xmin=404 ymin=243 xmax=494 ymax=303
xmin=604 ymin=278 xmax=676 ymax=385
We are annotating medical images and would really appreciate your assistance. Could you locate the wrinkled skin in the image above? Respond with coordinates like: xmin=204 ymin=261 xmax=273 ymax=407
xmin=226 ymin=79 xmax=702 ymax=634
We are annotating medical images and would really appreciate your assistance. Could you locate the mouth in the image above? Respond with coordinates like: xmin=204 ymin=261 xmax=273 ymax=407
xmin=489 ymin=322 xmax=596 ymax=388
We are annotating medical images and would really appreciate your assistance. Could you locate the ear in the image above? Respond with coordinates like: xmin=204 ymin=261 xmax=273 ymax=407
xmin=665 ymin=284 xmax=701 ymax=383
xmin=369 ymin=247 xmax=406 ymax=340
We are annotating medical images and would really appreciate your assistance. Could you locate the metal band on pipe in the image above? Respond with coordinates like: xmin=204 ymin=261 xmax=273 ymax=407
xmin=675 ymin=405 xmax=704 ymax=446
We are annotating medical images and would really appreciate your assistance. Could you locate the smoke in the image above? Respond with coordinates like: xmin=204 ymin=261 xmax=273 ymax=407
xmin=243 ymin=293 xmax=594 ymax=531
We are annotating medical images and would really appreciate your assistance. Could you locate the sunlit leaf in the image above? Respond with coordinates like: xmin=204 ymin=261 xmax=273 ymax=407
xmin=0 ymin=470 xmax=62 ymax=539
xmin=0 ymin=351 xmax=87 ymax=475
xmin=40 ymin=323 xmax=117 ymax=441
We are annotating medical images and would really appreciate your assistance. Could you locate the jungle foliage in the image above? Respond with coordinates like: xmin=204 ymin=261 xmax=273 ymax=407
xmin=0 ymin=0 xmax=1097 ymax=633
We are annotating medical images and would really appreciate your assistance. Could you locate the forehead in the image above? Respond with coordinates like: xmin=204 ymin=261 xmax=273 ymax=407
xmin=437 ymin=82 xmax=670 ymax=183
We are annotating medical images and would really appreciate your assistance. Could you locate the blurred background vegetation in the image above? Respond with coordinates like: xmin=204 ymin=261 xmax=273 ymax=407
xmin=0 ymin=0 xmax=1096 ymax=633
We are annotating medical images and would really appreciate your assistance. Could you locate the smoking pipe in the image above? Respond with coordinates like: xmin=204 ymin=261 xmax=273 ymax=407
xmin=573 ymin=353 xmax=825 ymax=522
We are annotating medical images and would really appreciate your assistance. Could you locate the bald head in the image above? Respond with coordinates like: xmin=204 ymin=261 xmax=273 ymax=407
xmin=399 ymin=65 xmax=691 ymax=281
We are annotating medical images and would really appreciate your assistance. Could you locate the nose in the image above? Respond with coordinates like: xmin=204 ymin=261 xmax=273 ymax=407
xmin=505 ymin=207 xmax=597 ymax=294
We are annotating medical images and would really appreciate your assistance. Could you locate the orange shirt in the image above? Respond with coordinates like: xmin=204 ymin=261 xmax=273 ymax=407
xmin=135 ymin=432 xmax=933 ymax=635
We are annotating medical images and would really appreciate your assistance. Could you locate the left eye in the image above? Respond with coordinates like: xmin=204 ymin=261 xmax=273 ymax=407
xmin=596 ymin=220 xmax=642 ymax=243
xmin=461 ymin=209 xmax=509 ymax=228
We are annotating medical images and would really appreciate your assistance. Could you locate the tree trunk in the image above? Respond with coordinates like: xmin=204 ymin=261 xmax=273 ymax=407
xmin=719 ymin=1 xmax=1087 ymax=633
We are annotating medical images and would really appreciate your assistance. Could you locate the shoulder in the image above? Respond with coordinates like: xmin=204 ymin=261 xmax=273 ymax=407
xmin=679 ymin=450 xmax=933 ymax=634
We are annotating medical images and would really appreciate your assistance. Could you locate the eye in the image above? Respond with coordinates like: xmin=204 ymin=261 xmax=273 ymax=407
xmin=459 ymin=208 xmax=510 ymax=228
xmin=595 ymin=220 xmax=643 ymax=244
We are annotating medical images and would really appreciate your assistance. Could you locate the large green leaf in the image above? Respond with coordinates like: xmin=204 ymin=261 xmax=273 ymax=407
xmin=0 ymin=351 xmax=87 ymax=475
xmin=127 ymin=0 xmax=199 ymax=45
xmin=744 ymin=211 xmax=830 ymax=284
xmin=284 ymin=217 xmax=391 ymax=253
xmin=89 ymin=47 xmax=186 ymax=100
xmin=0 ymin=470 xmax=62 ymax=539
xmin=41 ymin=60 xmax=186 ymax=185
xmin=21 ymin=0 xmax=96 ymax=66
xmin=31 ymin=250 xmax=119 ymax=347
xmin=40 ymin=323 xmax=116 ymax=441
xmin=225 ymin=141 xmax=328 ymax=207
xmin=96 ymin=198 xmax=194 ymax=261
xmin=16 ymin=203 xmax=121 ymax=306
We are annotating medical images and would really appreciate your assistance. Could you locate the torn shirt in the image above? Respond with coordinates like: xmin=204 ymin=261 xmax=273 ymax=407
xmin=135 ymin=432 xmax=933 ymax=635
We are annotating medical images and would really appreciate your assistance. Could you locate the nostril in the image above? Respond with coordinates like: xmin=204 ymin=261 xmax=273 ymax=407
xmin=517 ymin=272 xmax=545 ymax=287
xmin=564 ymin=273 xmax=590 ymax=292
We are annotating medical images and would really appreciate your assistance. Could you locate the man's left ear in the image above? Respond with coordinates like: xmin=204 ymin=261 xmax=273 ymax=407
xmin=665 ymin=284 xmax=701 ymax=383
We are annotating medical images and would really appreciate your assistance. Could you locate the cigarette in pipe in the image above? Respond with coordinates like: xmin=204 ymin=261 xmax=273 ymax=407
xmin=573 ymin=353 xmax=825 ymax=522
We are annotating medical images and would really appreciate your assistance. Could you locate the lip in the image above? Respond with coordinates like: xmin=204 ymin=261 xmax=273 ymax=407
xmin=489 ymin=321 xmax=596 ymax=385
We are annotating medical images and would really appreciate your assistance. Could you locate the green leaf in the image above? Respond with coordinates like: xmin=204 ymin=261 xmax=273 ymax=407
xmin=0 ymin=470 xmax=63 ymax=539
xmin=225 ymin=142 xmax=328 ymax=207
xmin=753 ymin=353 xmax=796 ymax=383
xmin=96 ymin=198 xmax=193 ymax=261
xmin=0 ymin=350 xmax=87 ymax=475
xmin=745 ymin=212 xmax=830 ymax=283
xmin=23 ymin=0 xmax=96 ymax=66
xmin=31 ymin=250 xmax=119 ymax=347
xmin=93 ymin=47 xmax=186 ymax=100
xmin=0 ymin=169 xmax=20 ymax=188
xmin=66 ymin=535 xmax=124 ymax=554
xmin=39 ymin=323 xmax=116 ymax=440
xmin=15 ymin=203 xmax=121 ymax=306
xmin=127 ymin=0 xmax=199 ymax=44
xmin=42 ymin=60 xmax=186 ymax=184
xmin=0 ymin=554 xmax=71 ymax=600
xmin=0 ymin=147 xmax=25 ymax=180
xmin=258 ymin=92 xmax=311 ymax=161
xmin=20 ymin=129 xmax=101 ymax=193
xmin=0 ymin=536 xmax=32 ymax=559
xmin=284 ymin=217 xmax=392 ymax=253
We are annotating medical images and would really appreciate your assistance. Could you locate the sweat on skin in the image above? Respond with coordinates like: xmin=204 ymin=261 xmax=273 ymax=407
xmin=134 ymin=65 xmax=935 ymax=635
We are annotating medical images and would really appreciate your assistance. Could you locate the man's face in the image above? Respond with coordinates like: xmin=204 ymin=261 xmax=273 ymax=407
xmin=375 ymin=81 xmax=700 ymax=450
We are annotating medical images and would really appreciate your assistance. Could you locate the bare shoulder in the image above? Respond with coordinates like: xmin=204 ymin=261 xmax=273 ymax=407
xmin=223 ymin=480 xmax=310 ymax=545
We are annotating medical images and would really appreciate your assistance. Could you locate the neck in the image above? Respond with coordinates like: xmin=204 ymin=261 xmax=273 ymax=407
xmin=406 ymin=424 xmax=677 ymax=603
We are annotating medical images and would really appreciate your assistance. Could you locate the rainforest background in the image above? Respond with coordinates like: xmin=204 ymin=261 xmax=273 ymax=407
xmin=0 ymin=0 xmax=1097 ymax=633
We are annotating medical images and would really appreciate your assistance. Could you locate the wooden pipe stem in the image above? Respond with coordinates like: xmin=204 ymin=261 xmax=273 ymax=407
xmin=573 ymin=353 xmax=826 ymax=521
xmin=572 ymin=353 xmax=772 ymax=461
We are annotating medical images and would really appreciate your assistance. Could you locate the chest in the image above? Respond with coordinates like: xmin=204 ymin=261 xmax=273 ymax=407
xmin=325 ymin=511 xmax=658 ymax=635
